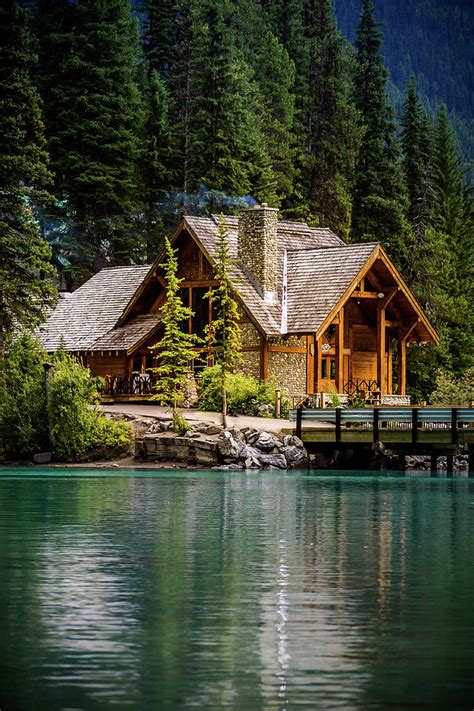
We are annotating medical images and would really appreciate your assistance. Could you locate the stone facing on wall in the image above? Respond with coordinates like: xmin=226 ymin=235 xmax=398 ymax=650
xmin=240 ymin=322 xmax=261 ymax=346
xmin=238 ymin=205 xmax=278 ymax=298
xmin=268 ymin=351 xmax=306 ymax=397
xmin=239 ymin=351 xmax=261 ymax=380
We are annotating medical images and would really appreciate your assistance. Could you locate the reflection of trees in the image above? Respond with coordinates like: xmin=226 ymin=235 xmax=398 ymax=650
xmin=0 ymin=472 xmax=473 ymax=709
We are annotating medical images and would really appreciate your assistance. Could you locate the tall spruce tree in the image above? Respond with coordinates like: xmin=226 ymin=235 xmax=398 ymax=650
xmin=184 ymin=0 xmax=277 ymax=204
xmin=431 ymin=104 xmax=473 ymax=373
xmin=400 ymin=77 xmax=433 ymax=234
xmin=142 ymin=0 xmax=177 ymax=79
xmin=151 ymin=238 xmax=199 ymax=412
xmin=0 ymin=0 xmax=56 ymax=358
xmin=300 ymin=0 xmax=361 ymax=239
xmin=140 ymin=67 xmax=172 ymax=259
xmin=205 ymin=216 xmax=242 ymax=424
xmin=37 ymin=0 xmax=144 ymax=273
xmin=351 ymin=0 xmax=409 ymax=261
xmin=253 ymin=31 xmax=296 ymax=205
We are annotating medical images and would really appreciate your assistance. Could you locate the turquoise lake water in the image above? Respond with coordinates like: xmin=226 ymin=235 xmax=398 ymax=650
xmin=0 ymin=467 xmax=473 ymax=710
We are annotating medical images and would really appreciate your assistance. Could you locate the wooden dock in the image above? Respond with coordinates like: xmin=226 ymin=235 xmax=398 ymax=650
xmin=289 ymin=407 xmax=474 ymax=472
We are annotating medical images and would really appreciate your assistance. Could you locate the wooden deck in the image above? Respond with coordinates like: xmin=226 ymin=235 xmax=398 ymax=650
xmin=288 ymin=407 xmax=474 ymax=470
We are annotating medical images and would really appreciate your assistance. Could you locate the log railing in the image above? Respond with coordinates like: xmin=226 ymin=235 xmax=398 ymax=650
xmin=102 ymin=374 xmax=157 ymax=397
xmin=291 ymin=407 xmax=474 ymax=443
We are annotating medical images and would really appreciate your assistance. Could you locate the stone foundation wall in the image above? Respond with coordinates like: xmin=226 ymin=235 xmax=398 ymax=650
xmin=381 ymin=395 xmax=411 ymax=406
xmin=240 ymin=322 xmax=261 ymax=346
xmin=268 ymin=350 xmax=306 ymax=396
xmin=239 ymin=351 xmax=261 ymax=380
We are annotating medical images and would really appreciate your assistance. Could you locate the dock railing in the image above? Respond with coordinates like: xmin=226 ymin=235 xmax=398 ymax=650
xmin=290 ymin=407 xmax=474 ymax=444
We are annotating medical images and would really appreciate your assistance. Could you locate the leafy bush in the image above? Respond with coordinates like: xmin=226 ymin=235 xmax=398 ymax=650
xmin=347 ymin=393 xmax=366 ymax=409
xmin=49 ymin=351 xmax=131 ymax=462
xmin=326 ymin=386 xmax=342 ymax=407
xmin=0 ymin=334 xmax=49 ymax=459
xmin=172 ymin=410 xmax=189 ymax=436
xmin=429 ymin=367 xmax=474 ymax=406
xmin=198 ymin=365 xmax=289 ymax=417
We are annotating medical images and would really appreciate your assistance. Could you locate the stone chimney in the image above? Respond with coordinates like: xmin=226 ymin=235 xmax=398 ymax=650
xmin=238 ymin=203 xmax=278 ymax=303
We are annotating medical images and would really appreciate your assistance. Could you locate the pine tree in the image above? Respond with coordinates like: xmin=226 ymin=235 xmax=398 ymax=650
xmin=431 ymin=104 xmax=473 ymax=373
xmin=37 ymin=0 xmax=144 ymax=273
xmin=0 ymin=0 xmax=56 ymax=358
xmin=205 ymin=216 xmax=242 ymax=423
xmin=185 ymin=0 xmax=277 ymax=204
xmin=253 ymin=31 xmax=296 ymax=205
xmin=432 ymin=104 xmax=466 ymax=239
xmin=140 ymin=67 xmax=172 ymax=259
xmin=151 ymin=238 xmax=199 ymax=411
xmin=142 ymin=0 xmax=177 ymax=79
xmin=400 ymin=77 xmax=433 ymax=233
xmin=351 ymin=0 xmax=409 ymax=261
xmin=299 ymin=0 xmax=361 ymax=239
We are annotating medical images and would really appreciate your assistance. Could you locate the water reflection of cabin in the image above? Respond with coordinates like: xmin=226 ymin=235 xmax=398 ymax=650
xmin=39 ymin=205 xmax=438 ymax=404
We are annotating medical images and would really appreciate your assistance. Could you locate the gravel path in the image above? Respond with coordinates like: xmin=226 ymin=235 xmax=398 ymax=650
xmin=101 ymin=402 xmax=292 ymax=434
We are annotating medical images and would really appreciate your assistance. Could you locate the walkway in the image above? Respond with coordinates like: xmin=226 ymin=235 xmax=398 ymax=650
xmin=101 ymin=403 xmax=292 ymax=434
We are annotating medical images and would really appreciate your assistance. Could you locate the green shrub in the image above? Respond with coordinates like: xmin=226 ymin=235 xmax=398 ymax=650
xmin=198 ymin=366 xmax=288 ymax=417
xmin=347 ymin=393 xmax=366 ymax=409
xmin=430 ymin=367 xmax=474 ymax=406
xmin=0 ymin=334 xmax=49 ymax=459
xmin=172 ymin=410 xmax=189 ymax=436
xmin=326 ymin=386 xmax=342 ymax=407
xmin=49 ymin=351 xmax=131 ymax=462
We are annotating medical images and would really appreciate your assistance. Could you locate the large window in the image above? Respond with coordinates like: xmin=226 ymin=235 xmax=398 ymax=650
xmin=192 ymin=287 xmax=210 ymax=339
xmin=321 ymin=357 xmax=336 ymax=380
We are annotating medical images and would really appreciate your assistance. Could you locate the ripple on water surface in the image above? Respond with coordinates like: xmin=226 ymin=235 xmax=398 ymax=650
xmin=0 ymin=467 xmax=473 ymax=710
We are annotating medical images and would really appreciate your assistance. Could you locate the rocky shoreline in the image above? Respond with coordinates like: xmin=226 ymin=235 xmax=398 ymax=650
xmin=136 ymin=418 xmax=308 ymax=470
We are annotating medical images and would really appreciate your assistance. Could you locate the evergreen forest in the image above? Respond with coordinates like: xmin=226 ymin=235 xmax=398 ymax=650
xmin=0 ymin=0 xmax=472 ymax=399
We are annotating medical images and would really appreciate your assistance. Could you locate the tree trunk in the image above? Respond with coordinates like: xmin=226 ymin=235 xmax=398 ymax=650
xmin=222 ymin=386 xmax=227 ymax=429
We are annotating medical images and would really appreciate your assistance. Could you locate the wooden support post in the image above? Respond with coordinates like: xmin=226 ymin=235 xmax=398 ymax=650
xmin=260 ymin=336 xmax=268 ymax=382
xmin=377 ymin=303 xmax=386 ymax=393
xmin=335 ymin=407 xmax=341 ymax=443
xmin=315 ymin=336 xmax=322 ymax=393
xmin=397 ymin=320 xmax=418 ymax=396
xmin=412 ymin=408 xmax=418 ymax=444
xmin=397 ymin=338 xmax=406 ymax=395
xmin=398 ymin=453 xmax=406 ymax=472
xmin=296 ymin=407 xmax=302 ymax=439
xmin=306 ymin=336 xmax=315 ymax=394
xmin=446 ymin=454 xmax=454 ymax=477
xmin=387 ymin=336 xmax=393 ymax=395
xmin=335 ymin=308 xmax=344 ymax=393
xmin=451 ymin=408 xmax=458 ymax=444
xmin=373 ymin=408 xmax=379 ymax=442
xmin=430 ymin=452 xmax=438 ymax=474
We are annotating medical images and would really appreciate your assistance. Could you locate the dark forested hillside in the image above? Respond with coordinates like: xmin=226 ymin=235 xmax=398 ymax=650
xmin=335 ymin=0 xmax=473 ymax=164
xmin=1 ymin=0 xmax=472 ymax=400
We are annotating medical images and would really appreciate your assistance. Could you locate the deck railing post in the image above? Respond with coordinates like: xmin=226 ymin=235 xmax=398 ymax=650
xmin=296 ymin=407 xmax=302 ymax=439
xmin=412 ymin=408 xmax=418 ymax=444
xmin=373 ymin=408 xmax=379 ymax=443
xmin=336 ymin=407 xmax=341 ymax=443
xmin=451 ymin=408 xmax=458 ymax=444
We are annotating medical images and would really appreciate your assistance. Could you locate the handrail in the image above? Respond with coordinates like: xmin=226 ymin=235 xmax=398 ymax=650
xmin=291 ymin=406 xmax=474 ymax=441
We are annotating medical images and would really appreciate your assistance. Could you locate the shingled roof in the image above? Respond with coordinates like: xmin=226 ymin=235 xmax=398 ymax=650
xmin=38 ymin=265 xmax=152 ymax=351
xmin=286 ymin=243 xmax=378 ymax=333
xmin=40 ymin=212 xmax=434 ymax=352
xmin=182 ymin=215 xmax=346 ymax=335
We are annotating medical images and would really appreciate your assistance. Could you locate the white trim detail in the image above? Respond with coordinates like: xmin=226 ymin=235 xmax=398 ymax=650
xmin=280 ymin=249 xmax=288 ymax=335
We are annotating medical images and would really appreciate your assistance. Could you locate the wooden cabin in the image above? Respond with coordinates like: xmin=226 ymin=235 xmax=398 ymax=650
xmin=39 ymin=205 xmax=438 ymax=404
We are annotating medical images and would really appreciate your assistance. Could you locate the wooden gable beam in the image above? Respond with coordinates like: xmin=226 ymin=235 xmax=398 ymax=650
xmin=396 ymin=320 xmax=418 ymax=396
xmin=316 ymin=244 xmax=381 ymax=338
xmin=376 ymin=248 xmax=439 ymax=343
